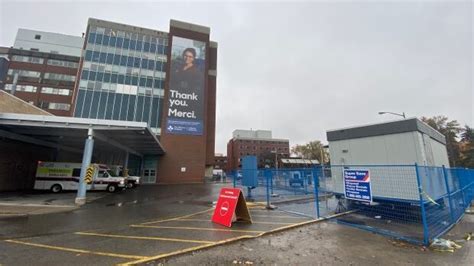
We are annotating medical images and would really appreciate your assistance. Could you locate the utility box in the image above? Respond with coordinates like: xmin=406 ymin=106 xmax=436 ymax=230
xmin=326 ymin=118 xmax=449 ymax=202
xmin=242 ymin=155 xmax=258 ymax=187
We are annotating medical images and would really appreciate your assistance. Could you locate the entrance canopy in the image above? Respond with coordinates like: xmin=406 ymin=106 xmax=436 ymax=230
xmin=0 ymin=113 xmax=165 ymax=156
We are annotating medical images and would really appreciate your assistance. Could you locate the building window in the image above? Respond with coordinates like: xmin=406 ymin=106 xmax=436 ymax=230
xmin=11 ymin=55 xmax=44 ymax=64
xmin=41 ymin=87 xmax=71 ymax=96
xmin=35 ymin=34 xmax=41 ymax=40
xmin=7 ymin=69 xmax=41 ymax=78
xmin=47 ymin=59 xmax=79 ymax=68
xmin=43 ymin=72 xmax=76 ymax=82
xmin=4 ymin=84 xmax=37 ymax=93
xmin=47 ymin=102 xmax=71 ymax=111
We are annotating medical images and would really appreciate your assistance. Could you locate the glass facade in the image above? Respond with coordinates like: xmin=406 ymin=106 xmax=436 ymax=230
xmin=74 ymin=24 xmax=167 ymax=134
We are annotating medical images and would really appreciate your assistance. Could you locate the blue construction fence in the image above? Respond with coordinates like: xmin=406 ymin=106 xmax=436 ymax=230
xmin=227 ymin=164 xmax=474 ymax=246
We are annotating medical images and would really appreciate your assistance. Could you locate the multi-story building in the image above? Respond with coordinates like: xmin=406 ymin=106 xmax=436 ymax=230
xmin=227 ymin=130 xmax=290 ymax=170
xmin=0 ymin=29 xmax=82 ymax=116
xmin=72 ymin=19 xmax=168 ymax=134
xmin=214 ymin=154 xmax=228 ymax=172
xmin=0 ymin=18 xmax=217 ymax=185
xmin=72 ymin=18 xmax=217 ymax=183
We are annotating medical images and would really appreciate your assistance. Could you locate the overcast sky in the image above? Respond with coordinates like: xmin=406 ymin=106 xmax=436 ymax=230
xmin=1 ymin=0 xmax=472 ymax=154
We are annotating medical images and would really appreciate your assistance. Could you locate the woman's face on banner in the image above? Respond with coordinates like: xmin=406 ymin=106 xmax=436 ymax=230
xmin=183 ymin=51 xmax=195 ymax=65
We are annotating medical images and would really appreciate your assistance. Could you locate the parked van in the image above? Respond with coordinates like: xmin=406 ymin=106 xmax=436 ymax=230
xmin=108 ymin=165 xmax=141 ymax=188
xmin=34 ymin=162 xmax=126 ymax=193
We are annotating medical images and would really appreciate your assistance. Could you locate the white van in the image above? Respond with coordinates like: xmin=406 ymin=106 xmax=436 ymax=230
xmin=34 ymin=162 xmax=126 ymax=193
xmin=108 ymin=165 xmax=141 ymax=188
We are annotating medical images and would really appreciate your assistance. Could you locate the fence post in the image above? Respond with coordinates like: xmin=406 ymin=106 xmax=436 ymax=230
xmin=313 ymin=166 xmax=320 ymax=219
xmin=442 ymin=165 xmax=455 ymax=223
xmin=270 ymin=169 xmax=274 ymax=195
xmin=458 ymin=169 xmax=468 ymax=209
xmin=415 ymin=163 xmax=429 ymax=246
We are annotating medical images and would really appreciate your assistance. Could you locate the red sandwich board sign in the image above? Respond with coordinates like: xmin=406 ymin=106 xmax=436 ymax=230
xmin=211 ymin=188 xmax=252 ymax=227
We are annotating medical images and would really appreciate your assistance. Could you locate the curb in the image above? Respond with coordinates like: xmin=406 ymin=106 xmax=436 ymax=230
xmin=0 ymin=213 xmax=29 ymax=219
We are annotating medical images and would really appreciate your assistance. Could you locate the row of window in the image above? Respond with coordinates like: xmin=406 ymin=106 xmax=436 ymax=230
xmin=12 ymin=55 xmax=44 ymax=64
xmin=74 ymin=90 xmax=162 ymax=129
xmin=7 ymin=69 xmax=76 ymax=82
xmin=90 ymin=26 xmax=167 ymax=45
xmin=84 ymin=50 xmax=166 ymax=71
xmin=78 ymin=81 xmax=164 ymax=97
xmin=82 ymin=61 xmax=163 ymax=80
xmin=85 ymin=42 xmax=166 ymax=64
xmin=11 ymin=55 xmax=78 ymax=68
xmin=44 ymin=72 xmax=76 ymax=82
xmin=3 ymin=84 xmax=37 ymax=93
xmin=80 ymin=70 xmax=164 ymax=89
xmin=88 ymin=32 xmax=167 ymax=55
xmin=3 ymin=84 xmax=72 ymax=96
xmin=238 ymin=139 xmax=288 ymax=144
xmin=41 ymin=87 xmax=71 ymax=96
xmin=7 ymin=69 xmax=41 ymax=78
xmin=39 ymin=101 xmax=71 ymax=111
xmin=239 ymin=146 xmax=288 ymax=151
xmin=47 ymin=59 xmax=79 ymax=68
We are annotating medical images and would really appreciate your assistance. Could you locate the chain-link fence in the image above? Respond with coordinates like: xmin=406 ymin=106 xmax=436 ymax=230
xmin=228 ymin=164 xmax=474 ymax=246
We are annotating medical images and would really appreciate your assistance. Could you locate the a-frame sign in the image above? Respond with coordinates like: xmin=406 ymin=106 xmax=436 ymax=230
xmin=211 ymin=188 xmax=252 ymax=227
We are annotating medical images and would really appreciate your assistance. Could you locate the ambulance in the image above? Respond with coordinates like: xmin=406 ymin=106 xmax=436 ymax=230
xmin=34 ymin=162 xmax=126 ymax=193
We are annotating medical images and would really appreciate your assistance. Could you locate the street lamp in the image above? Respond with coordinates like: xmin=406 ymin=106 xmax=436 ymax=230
xmin=378 ymin=111 xmax=406 ymax=119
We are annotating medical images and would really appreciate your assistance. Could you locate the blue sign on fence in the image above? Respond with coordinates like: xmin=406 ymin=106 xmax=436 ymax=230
xmin=343 ymin=169 xmax=372 ymax=202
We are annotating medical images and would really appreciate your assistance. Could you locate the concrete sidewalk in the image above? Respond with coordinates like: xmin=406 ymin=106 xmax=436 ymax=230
xmin=0 ymin=191 xmax=106 ymax=218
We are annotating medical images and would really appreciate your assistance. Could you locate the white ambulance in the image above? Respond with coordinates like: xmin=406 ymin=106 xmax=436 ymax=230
xmin=34 ymin=162 xmax=126 ymax=193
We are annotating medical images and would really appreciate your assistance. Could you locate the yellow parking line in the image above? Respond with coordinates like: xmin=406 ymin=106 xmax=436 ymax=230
xmin=249 ymin=209 xmax=285 ymax=212
xmin=130 ymin=224 xmax=264 ymax=234
xmin=75 ymin=232 xmax=215 ymax=244
xmin=177 ymin=218 xmax=294 ymax=225
xmin=4 ymin=239 xmax=148 ymax=260
xmin=124 ymin=210 xmax=355 ymax=265
xmin=120 ymin=234 xmax=256 ymax=265
xmin=250 ymin=214 xmax=308 ymax=219
xmin=139 ymin=208 xmax=213 ymax=225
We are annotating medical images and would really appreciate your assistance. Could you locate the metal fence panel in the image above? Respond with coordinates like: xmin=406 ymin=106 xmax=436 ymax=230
xmin=227 ymin=164 xmax=473 ymax=246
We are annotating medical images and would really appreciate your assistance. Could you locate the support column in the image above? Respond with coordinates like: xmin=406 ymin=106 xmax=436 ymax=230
xmin=75 ymin=128 xmax=94 ymax=206
xmin=123 ymin=152 xmax=129 ymax=176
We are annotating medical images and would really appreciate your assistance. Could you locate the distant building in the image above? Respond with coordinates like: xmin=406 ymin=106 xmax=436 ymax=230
xmin=0 ymin=29 xmax=83 ymax=116
xmin=13 ymin=28 xmax=83 ymax=57
xmin=227 ymin=129 xmax=289 ymax=170
xmin=214 ymin=153 xmax=227 ymax=172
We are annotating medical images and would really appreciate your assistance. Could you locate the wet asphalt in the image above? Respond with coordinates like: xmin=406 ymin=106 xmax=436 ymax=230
xmin=0 ymin=183 xmax=311 ymax=265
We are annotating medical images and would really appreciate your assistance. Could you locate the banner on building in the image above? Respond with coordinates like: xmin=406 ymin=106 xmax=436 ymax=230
xmin=166 ymin=36 xmax=206 ymax=135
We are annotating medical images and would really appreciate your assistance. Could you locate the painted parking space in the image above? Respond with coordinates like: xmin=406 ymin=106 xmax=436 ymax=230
xmin=2 ymin=207 xmax=316 ymax=265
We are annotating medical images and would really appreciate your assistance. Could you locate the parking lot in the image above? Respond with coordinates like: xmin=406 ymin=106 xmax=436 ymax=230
xmin=0 ymin=184 xmax=315 ymax=265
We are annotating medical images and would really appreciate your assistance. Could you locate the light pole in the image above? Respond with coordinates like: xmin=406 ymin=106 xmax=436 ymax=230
xmin=378 ymin=111 xmax=406 ymax=119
